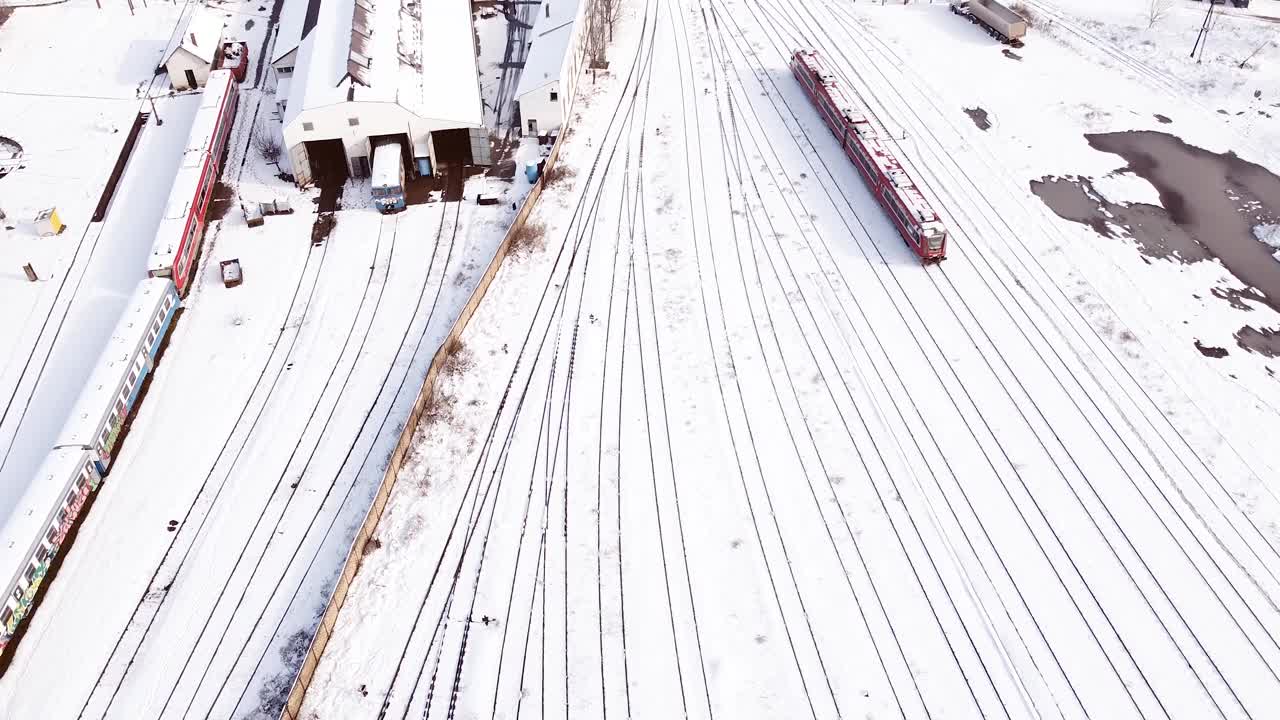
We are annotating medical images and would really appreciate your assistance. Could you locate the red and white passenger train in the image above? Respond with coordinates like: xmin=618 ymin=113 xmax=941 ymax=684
xmin=147 ymin=68 xmax=240 ymax=294
xmin=0 ymin=69 xmax=240 ymax=659
xmin=790 ymin=49 xmax=948 ymax=262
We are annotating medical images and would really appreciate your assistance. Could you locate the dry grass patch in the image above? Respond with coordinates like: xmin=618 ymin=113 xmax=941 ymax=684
xmin=508 ymin=220 xmax=546 ymax=257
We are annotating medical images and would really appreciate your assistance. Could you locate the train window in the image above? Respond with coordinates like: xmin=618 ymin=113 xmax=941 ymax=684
xmin=128 ymin=370 xmax=138 ymax=385
xmin=76 ymin=474 xmax=87 ymax=490
xmin=883 ymin=189 xmax=916 ymax=242
xmin=66 ymin=490 xmax=77 ymax=506
xmin=47 ymin=527 xmax=57 ymax=544
xmin=1 ymin=608 xmax=10 ymax=625
xmin=36 ymin=547 xmax=47 ymax=563
xmin=24 ymin=565 xmax=35 ymax=583
xmin=11 ymin=587 xmax=21 ymax=603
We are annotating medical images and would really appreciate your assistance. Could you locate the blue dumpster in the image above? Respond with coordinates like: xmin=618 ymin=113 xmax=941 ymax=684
xmin=525 ymin=162 xmax=540 ymax=183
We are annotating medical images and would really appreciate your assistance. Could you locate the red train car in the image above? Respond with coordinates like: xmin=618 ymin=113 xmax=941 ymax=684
xmin=147 ymin=69 xmax=240 ymax=294
xmin=790 ymin=49 xmax=948 ymax=262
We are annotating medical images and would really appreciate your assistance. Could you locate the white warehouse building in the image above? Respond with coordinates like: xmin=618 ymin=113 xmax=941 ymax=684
xmin=270 ymin=0 xmax=489 ymax=187
xmin=163 ymin=8 xmax=226 ymax=91
xmin=514 ymin=0 xmax=584 ymax=137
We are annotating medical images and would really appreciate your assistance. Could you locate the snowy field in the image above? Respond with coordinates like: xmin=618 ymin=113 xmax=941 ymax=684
xmin=0 ymin=1 xmax=194 ymax=503
xmin=297 ymin=0 xmax=1280 ymax=719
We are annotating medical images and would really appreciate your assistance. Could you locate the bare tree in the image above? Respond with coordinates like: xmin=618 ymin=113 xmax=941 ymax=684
xmin=1146 ymin=0 xmax=1174 ymax=29
xmin=252 ymin=119 xmax=282 ymax=164
xmin=601 ymin=0 xmax=618 ymax=40
xmin=583 ymin=0 xmax=609 ymax=69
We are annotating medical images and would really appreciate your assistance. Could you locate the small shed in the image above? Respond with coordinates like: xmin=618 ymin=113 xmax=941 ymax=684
xmin=164 ymin=9 xmax=227 ymax=91
xmin=514 ymin=0 xmax=582 ymax=137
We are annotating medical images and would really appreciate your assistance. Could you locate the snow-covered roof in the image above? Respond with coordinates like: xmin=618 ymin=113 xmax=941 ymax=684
xmin=416 ymin=0 xmax=484 ymax=125
xmin=55 ymin=279 xmax=176 ymax=449
xmin=283 ymin=0 xmax=482 ymax=130
xmin=164 ymin=7 xmax=226 ymax=66
xmin=0 ymin=448 xmax=94 ymax=602
xmin=271 ymin=0 xmax=310 ymax=65
xmin=282 ymin=0 xmax=361 ymax=128
xmin=515 ymin=0 xmax=581 ymax=98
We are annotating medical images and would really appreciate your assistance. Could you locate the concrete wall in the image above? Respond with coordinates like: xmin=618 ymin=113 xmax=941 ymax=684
xmin=278 ymin=125 xmax=570 ymax=720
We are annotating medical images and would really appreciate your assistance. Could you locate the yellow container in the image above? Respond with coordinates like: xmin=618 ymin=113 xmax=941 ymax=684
xmin=34 ymin=207 xmax=64 ymax=237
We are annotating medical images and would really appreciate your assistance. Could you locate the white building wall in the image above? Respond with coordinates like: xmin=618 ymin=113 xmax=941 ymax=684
xmin=559 ymin=3 xmax=588 ymax=122
xmin=516 ymin=80 xmax=562 ymax=136
xmin=283 ymin=102 xmax=477 ymax=186
xmin=166 ymin=48 xmax=214 ymax=91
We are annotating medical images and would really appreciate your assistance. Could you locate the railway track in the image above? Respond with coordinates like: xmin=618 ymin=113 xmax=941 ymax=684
xmin=710 ymin=0 xmax=1280 ymax=716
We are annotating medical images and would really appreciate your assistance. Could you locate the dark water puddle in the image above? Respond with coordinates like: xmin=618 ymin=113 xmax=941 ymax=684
xmin=1234 ymin=327 xmax=1280 ymax=357
xmin=1195 ymin=340 xmax=1229 ymax=358
xmin=1211 ymin=286 xmax=1269 ymax=311
xmin=964 ymin=107 xmax=991 ymax=131
xmin=1032 ymin=130 xmax=1280 ymax=358
xmin=1154 ymin=113 xmax=1172 ymax=124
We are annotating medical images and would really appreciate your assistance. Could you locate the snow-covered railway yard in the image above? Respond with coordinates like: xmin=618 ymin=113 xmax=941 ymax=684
xmin=1 ymin=165 xmax=524 ymax=720
xmin=298 ymin=1 xmax=1280 ymax=719
xmin=0 ymin=1 xmax=536 ymax=718
xmin=0 ymin=2 xmax=198 ymax=502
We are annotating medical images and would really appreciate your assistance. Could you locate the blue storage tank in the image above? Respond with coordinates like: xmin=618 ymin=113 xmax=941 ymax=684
xmin=525 ymin=162 xmax=540 ymax=183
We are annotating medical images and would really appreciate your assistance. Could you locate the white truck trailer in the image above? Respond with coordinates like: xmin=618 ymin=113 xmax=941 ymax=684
xmin=951 ymin=0 xmax=1028 ymax=46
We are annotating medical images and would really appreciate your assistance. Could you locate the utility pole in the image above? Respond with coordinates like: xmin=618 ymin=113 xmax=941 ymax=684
xmin=1190 ymin=1 xmax=1214 ymax=63
xmin=1239 ymin=35 xmax=1272 ymax=69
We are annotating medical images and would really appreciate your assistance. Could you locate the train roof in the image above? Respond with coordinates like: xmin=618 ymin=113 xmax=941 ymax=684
xmin=371 ymin=138 xmax=401 ymax=188
xmin=55 ymin=279 xmax=177 ymax=448
xmin=149 ymin=71 xmax=235 ymax=272
xmin=863 ymin=139 xmax=940 ymax=224
xmin=795 ymin=48 xmax=946 ymax=236
xmin=0 ymin=447 xmax=93 ymax=596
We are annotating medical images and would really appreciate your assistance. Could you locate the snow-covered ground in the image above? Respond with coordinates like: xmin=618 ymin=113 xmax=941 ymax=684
xmin=295 ymin=0 xmax=1280 ymax=718
xmin=0 ymin=1 xmax=195 ymax=503
xmin=0 ymin=1 xmax=546 ymax=718
xmin=0 ymin=133 xmax=536 ymax=720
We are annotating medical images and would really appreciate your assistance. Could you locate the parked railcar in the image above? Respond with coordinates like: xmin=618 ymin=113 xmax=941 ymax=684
xmin=790 ymin=49 xmax=948 ymax=261
xmin=147 ymin=69 xmax=240 ymax=295
xmin=55 ymin=278 xmax=180 ymax=472
xmin=0 ymin=447 xmax=102 ymax=654
xmin=371 ymin=137 xmax=407 ymax=213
